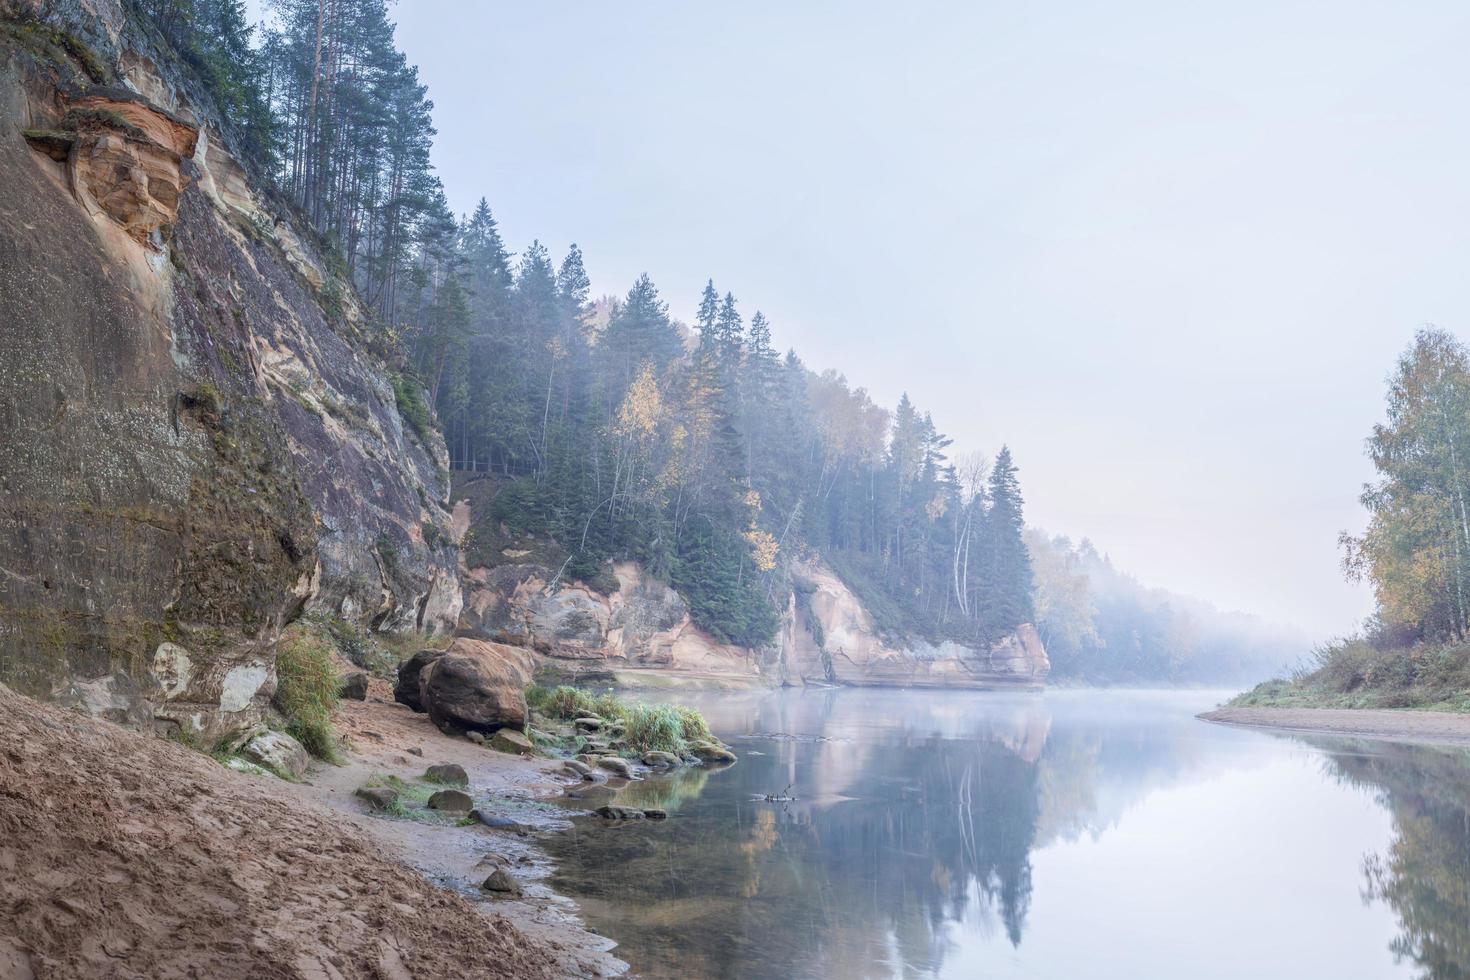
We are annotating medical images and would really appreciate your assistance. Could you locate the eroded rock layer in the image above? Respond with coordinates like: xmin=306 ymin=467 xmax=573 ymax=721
xmin=0 ymin=2 xmax=459 ymax=738
xmin=455 ymin=480 xmax=1049 ymax=690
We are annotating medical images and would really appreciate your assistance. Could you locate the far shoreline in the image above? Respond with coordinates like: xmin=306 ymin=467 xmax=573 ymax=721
xmin=1199 ymin=705 xmax=1470 ymax=749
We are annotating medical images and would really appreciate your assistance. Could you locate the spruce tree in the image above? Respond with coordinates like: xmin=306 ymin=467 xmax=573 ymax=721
xmin=695 ymin=279 xmax=720 ymax=353
xmin=977 ymin=446 xmax=1036 ymax=638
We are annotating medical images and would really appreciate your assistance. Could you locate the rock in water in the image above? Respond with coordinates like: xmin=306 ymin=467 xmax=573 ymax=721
xmin=355 ymin=786 xmax=398 ymax=810
xmin=338 ymin=672 xmax=369 ymax=701
xmin=424 ymin=763 xmax=468 ymax=786
xmin=642 ymin=808 xmax=668 ymax=820
xmin=241 ymin=731 xmax=309 ymax=780
xmin=563 ymin=759 xmax=594 ymax=778
xmin=427 ymin=789 xmax=474 ymax=812
xmin=393 ymin=650 xmax=446 ymax=712
xmin=642 ymin=750 xmax=680 ymax=769
xmin=490 ymin=728 xmax=534 ymax=755
xmin=418 ymin=639 xmax=532 ymax=735
xmin=564 ymin=784 xmax=616 ymax=802
xmin=690 ymin=741 xmax=737 ymax=765
xmin=480 ymin=869 xmax=523 ymax=896
xmin=472 ymin=810 xmax=526 ymax=833
xmin=593 ymin=805 xmax=645 ymax=820
xmin=596 ymin=756 xmax=633 ymax=778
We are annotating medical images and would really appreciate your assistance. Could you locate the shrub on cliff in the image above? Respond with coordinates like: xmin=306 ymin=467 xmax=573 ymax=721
xmin=274 ymin=627 xmax=341 ymax=760
xmin=391 ymin=374 xmax=434 ymax=444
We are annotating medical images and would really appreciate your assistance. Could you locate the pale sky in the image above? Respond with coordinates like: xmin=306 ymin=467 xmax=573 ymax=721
xmin=259 ymin=1 xmax=1470 ymax=637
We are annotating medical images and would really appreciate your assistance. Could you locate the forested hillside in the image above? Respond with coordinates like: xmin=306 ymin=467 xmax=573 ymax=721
xmin=1028 ymin=532 xmax=1305 ymax=685
xmin=136 ymin=0 xmax=1040 ymax=654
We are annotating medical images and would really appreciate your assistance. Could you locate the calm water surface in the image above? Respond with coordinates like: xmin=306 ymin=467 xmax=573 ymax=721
xmin=541 ymin=689 xmax=1470 ymax=979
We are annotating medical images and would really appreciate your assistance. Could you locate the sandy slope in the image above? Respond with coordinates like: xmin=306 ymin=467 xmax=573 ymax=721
xmin=0 ymin=681 xmax=616 ymax=979
xmin=1200 ymin=705 xmax=1470 ymax=747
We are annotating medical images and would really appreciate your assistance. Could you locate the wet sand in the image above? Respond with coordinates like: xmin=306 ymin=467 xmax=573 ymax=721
xmin=292 ymin=677 xmax=625 ymax=977
xmin=1200 ymin=705 xmax=1470 ymax=747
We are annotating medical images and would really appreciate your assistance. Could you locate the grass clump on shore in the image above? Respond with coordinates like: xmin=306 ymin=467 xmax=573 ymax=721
xmin=527 ymin=684 xmax=596 ymax=719
xmin=593 ymin=691 xmax=629 ymax=722
xmin=526 ymin=684 xmax=715 ymax=754
xmin=674 ymin=704 xmax=713 ymax=743
xmin=274 ymin=626 xmax=342 ymax=760
xmin=622 ymin=703 xmax=686 ymax=754
xmin=1231 ymin=635 xmax=1470 ymax=712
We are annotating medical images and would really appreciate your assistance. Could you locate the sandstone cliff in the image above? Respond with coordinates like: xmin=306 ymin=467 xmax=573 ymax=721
xmin=0 ymin=0 xmax=459 ymax=738
xmin=454 ymin=479 xmax=1049 ymax=690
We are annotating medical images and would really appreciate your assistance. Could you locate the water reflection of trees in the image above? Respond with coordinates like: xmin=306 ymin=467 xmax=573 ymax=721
xmin=545 ymin=691 xmax=1206 ymax=979
xmin=1320 ymin=742 xmax=1470 ymax=980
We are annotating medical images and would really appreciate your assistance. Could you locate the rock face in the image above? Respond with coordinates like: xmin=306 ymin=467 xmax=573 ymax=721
xmin=24 ymin=87 xmax=199 ymax=242
xmin=416 ymin=639 xmax=532 ymax=735
xmin=0 ymin=8 xmax=459 ymax=740
xmin=454 ymin=479 xmax=1048 ymax=691
xmin=460 ymin=559 xmax=757 ymax=682
xmin=777 ymin=562 xmax=1051 ymax=690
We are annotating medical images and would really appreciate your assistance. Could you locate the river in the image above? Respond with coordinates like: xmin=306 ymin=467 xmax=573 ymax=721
xmin=540 ymin=688 xmax=1470 ymax=979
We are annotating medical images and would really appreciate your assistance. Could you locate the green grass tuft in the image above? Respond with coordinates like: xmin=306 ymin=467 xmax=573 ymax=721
xmin=622 ymin=703 xmax=688 ymax=754
xmin=531 ymin=684 xmax=598 ymax=719
xmin=274 ymin=626 xmax=342 ymax=760
xmin=592 ymin=691 xmax=629 ymax=722
xmin=674 ymin=704 xmax=712 ymax=743
xmin=525 ymin=684 xmax=713 ymax=754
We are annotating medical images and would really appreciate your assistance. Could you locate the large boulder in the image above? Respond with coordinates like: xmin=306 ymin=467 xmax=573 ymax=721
xmin=393 ymin=649 xmax=447 ymax=712
xmin=418 ymin=639 xmax=533 ymax=735
xmin=241 ymin=730 xmax=309 ymax=780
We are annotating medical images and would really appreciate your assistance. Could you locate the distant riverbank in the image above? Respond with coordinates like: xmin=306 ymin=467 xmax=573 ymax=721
xmin=1200 ymin=706 xmax=1470 ymax=748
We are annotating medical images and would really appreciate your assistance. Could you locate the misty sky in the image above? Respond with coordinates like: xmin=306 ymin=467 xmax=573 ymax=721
xmin=253 ymin=1 xmax=1470 ymax=637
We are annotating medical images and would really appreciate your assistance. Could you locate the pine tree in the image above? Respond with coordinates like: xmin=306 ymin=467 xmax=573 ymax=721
xmin=714 ymin=291 xmax=744 ymax=374
xmin=977 ymin=445 xmax=1036 ymax=637
xmin=694 ymin=279 xmax=720 ymax=353
xmin=601 ymin=273 xmax=682 ymax=393
xmin=556 ymin=244 xmax=592 ymax=331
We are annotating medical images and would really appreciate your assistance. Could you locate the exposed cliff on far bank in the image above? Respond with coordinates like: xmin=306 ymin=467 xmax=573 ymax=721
xmin=0 ymin=0 xmax=458 ymax=739
xmin=453 ymin=476 xmax=1050 ymax=691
